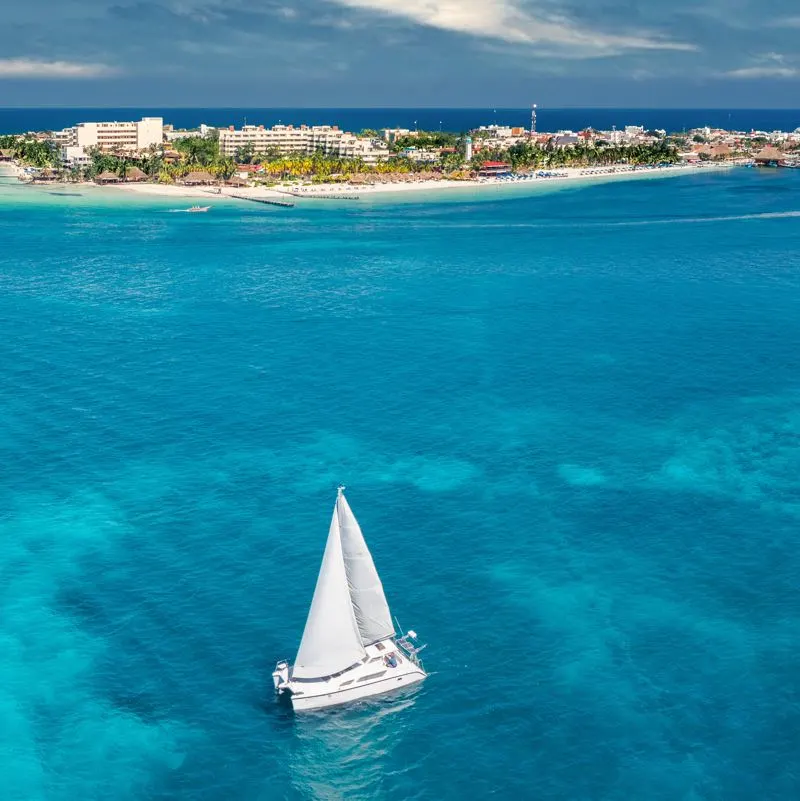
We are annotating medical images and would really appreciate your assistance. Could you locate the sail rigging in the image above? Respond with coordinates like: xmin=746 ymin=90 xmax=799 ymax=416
xmin=337 ymin=491 xmax=395 ymax=645
xmin=292 ymin=505 xmax=366 ymax=679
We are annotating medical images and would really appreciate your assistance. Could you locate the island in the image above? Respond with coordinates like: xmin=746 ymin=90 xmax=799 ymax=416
xmin=2 ymin=115 xmax=798 ymax=200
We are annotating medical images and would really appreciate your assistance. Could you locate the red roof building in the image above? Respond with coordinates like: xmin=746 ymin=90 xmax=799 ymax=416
xmin=478 ymin=161 xmax=512 ymax=176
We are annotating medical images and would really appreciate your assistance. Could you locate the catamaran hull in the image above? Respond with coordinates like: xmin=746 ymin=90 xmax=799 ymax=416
xmin=290 ymin=668 xmax=426 ymax=711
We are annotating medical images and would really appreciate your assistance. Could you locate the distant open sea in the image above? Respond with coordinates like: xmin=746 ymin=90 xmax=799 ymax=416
xmin=2 ymin=107 xmax=800 ymax=133
xmin=1 ymin=166 xmax=799 ymax=801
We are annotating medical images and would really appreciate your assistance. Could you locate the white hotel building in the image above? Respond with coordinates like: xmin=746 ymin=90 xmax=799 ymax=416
xmin=217 ymin=124 xmax=389 ymax=164
xmin=57 ymin=117 xmax=164 ymax=165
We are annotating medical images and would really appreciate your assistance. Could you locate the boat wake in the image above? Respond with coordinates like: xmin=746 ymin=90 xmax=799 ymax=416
xmin=603 ymin=210 xmax=800 ymax=227
xmin=429 ymin=210 xmax=800 ymax=231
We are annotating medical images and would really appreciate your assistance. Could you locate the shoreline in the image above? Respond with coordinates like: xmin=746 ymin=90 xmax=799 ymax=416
xmin=2 ymin=161 xmax=737 ymax=204
xmin=110 ymin=162 xmax=737 ymax=201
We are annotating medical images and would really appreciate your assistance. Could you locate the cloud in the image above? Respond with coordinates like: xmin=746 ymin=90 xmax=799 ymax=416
xmin=769 ymin=16 xmax=800 ymax=28
xmin=720 ymin=66 xmax=798 ymax=78
xmin=717 ymin=52 xmax=799 ymax=79
xmin=324 ymin=0 xmax=696 ymax=55
xmin=0 ymin=58 xmax=117 ymax=78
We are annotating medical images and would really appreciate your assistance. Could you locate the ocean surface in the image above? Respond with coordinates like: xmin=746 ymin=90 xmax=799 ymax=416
xmin=1 ymin=167 xmax=799 ymax=801
xmin=2 ymin=107 xmax=800 ymax=135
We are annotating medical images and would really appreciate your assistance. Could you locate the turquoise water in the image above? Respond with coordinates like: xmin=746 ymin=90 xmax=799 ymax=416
xmin=1 ymin=167 xmax=799 ymax=800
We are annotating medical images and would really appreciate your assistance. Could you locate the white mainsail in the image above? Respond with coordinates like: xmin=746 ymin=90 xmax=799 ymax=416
xmin=292 ymin=505 xmax=366 ymax=679
xmin=337 ymin=491 xmax=395 ymax=645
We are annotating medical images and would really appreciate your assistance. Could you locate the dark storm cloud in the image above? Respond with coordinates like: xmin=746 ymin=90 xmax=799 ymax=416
xmin=0 ymin=0 xmax=798 ymax=106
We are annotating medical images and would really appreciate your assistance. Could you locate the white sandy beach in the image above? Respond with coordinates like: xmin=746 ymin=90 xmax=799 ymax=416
xmin=3 ymin=161 xmax=736 ymax=204
xmin=109 ymin=162 xmax=735 ymax=201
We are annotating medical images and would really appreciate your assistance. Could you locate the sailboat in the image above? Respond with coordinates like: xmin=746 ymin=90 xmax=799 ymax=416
xmin=273 ymin=487 xmax=427 ymax=711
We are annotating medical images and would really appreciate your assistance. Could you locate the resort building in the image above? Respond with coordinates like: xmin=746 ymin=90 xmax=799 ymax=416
xmin=57 ymin=117 xmax=164 ymax=153
xmin=335 ymin=133 xmax=389 ymax=164
xmin=164 ymin=124 xmax=215 ymax=142
xmin=381 ymin=128 xmax=413 ymax=143
xmin=217 ymin=124 xmax=389 ymax=164
xmin=400 ymin=147 xmax=441 ymax=163
xmin=60 ymin=146 xmax=93 ymax=168
xmin=54 ymin=117 xmax=164 ymax=167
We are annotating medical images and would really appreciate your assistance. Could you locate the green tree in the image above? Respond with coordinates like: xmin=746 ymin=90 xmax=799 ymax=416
xmin=234 ymin=142 xmax=256 ymax=164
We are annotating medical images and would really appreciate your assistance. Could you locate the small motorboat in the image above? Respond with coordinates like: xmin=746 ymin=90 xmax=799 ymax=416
xmin=186 ymin=205 xmax=210 ymax=212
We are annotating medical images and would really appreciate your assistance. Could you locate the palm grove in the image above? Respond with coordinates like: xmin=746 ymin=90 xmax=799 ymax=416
xmin=1 ymin=129 xmax=682 ymax=183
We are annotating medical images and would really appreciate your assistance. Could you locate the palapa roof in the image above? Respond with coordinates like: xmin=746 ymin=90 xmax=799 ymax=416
xmin=225 ymin=175 xmax=248 ymax=186
xmin=753 ymin=145 xmax=784 ymax=161
xmin=698 ymin=143 xmax=733 ymax=159
xmin=182 ymin=170 xmax=215 ymax=184
xmin=125 ymin=166 xmax=147 ymax=181
xmin=95 ymin=170 xmax=120 ymax=182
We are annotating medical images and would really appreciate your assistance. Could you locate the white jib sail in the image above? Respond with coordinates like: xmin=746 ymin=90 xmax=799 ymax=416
xmin=293 ymin=505 xmax=366 ymax=679
xmin=337 ymin=490 xmax=395 ymax=645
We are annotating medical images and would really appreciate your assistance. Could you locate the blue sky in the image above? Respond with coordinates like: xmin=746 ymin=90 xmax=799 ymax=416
xmin=1 ymin=0 xmax=800 ymax=106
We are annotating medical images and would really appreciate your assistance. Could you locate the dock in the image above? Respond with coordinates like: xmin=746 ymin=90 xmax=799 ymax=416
xmin=228 ymin=194 xmax=294 ymax=208
xmin=278 ymin=191 xmax=360 ymax=201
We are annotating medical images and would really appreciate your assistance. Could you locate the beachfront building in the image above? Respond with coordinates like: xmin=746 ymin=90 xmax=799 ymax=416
xmin=218 ymin=124 xmax=318 ymax=155
xmin=753 ymin=145 xmax=785 ymax=166
xmin=59 ymin=117 xmax=164 ymax=153
xmin=61 ymin=146 xmax=93 ymax=168
xmin=217 ymin=124 xmax=389 ymax=164
xmin=477 ymin=161 xmax=511 ymax=177
xmin=56 ymin=117 xmax=164 ymax=166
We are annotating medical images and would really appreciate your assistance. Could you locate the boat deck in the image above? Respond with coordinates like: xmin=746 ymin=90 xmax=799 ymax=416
xmin=287 ymin=637 xmax=426 ymax=711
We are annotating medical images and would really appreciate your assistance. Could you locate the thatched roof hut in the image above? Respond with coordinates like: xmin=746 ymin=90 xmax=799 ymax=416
xmin=125 ymin=166 xmax=147 ymax=182
xmin=182 ymin=170 xmax=215 ymax=185
xmin=225 ymin=175 xmax=248 ymax=187
xmin=699 ymin=144 xmax=733 ymax=160
xmin=0 ymin=148 xmax=14 ymax=162
xmin=753 ymin=145 xmax=783 ymax=164
xmin=95 ymin=170 xmax=120 ymax=183
xmin=33 ymin=168 xmax=60 ymax=182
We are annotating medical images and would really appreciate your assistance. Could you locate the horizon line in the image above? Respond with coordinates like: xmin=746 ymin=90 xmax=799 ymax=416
xmin=2 ymin=105 xmax=799 ymax=111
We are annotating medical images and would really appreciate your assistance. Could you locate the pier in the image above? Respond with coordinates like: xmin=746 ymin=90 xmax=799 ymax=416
xmin=278 ymin=190 xmax=360 ymax=201
xmin=228 ymin=194 xmax=294 ymax=208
